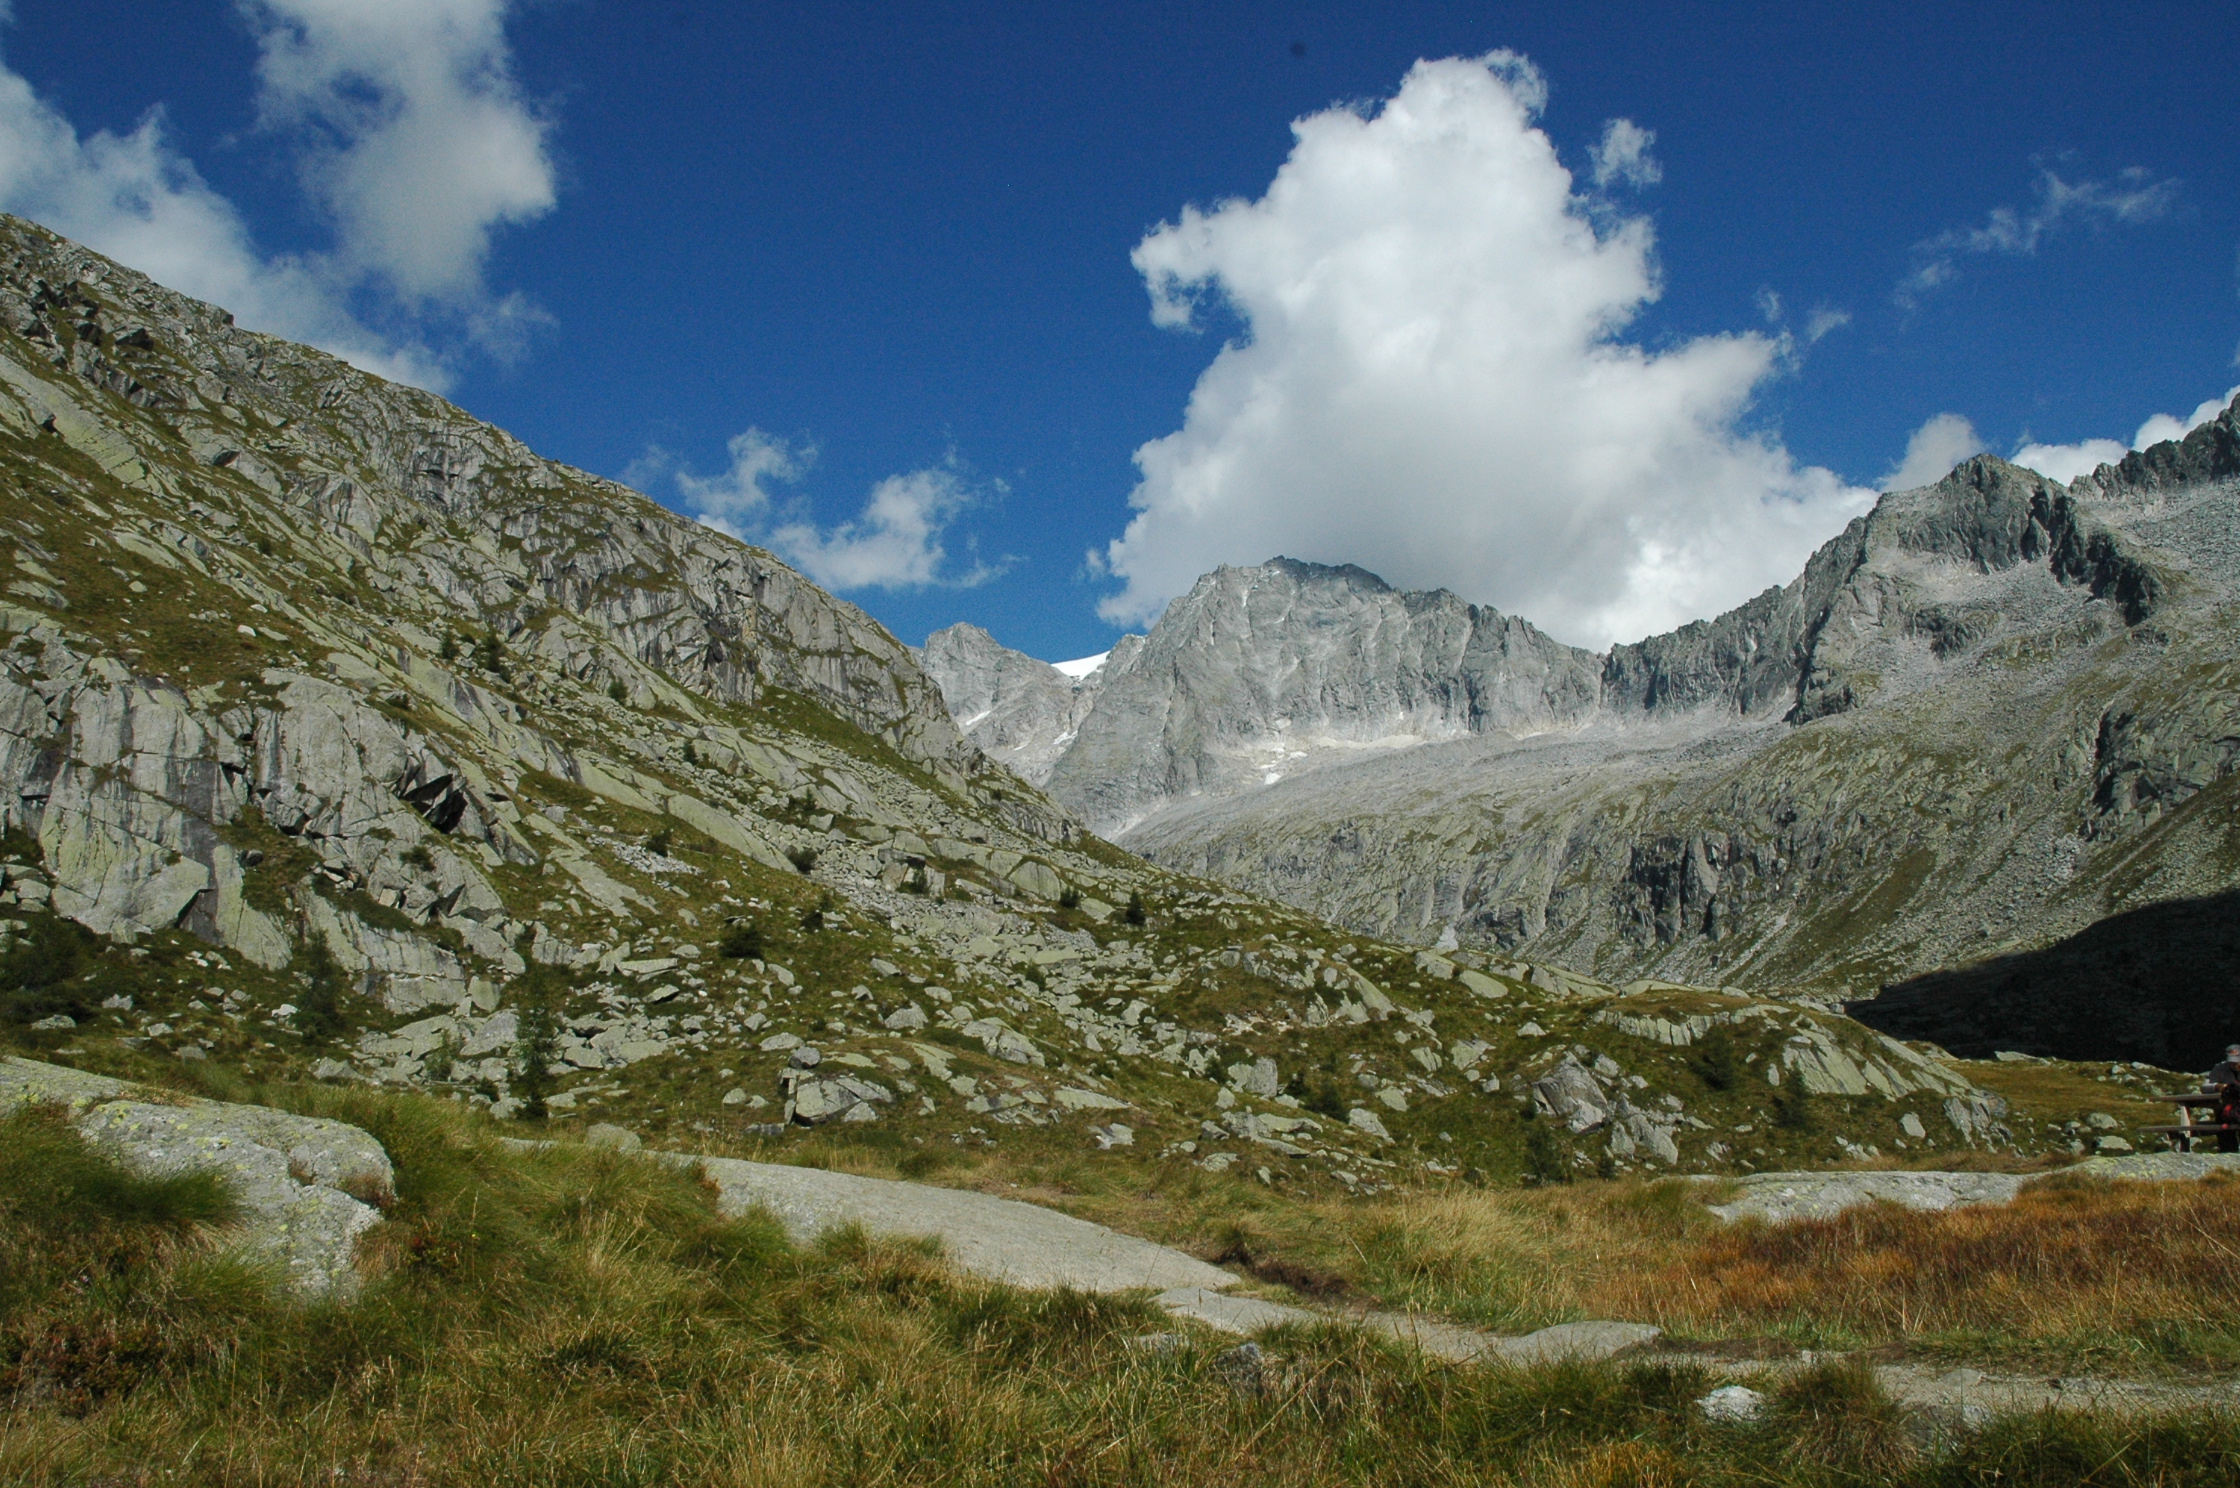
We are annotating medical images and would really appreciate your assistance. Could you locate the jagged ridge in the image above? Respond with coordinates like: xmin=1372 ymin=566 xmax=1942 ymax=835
xmin=1087 ymin=403 xmax=2240 ymax=1007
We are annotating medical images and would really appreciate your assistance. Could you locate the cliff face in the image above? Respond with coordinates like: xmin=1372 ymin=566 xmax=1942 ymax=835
xmin=917 ymin=624 xmax=1112 ymax=787
xmin=0 ymin=222 xmax=977 ymax=786
xmin=929 ymin=558 xmax=1598 ymax=833
xmin=0 ymin=212 xmax=1101 ymax=999
xmin=1073 ymin=411 xmax=2240 ymax=998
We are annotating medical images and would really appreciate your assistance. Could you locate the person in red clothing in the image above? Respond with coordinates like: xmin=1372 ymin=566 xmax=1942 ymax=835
xmin=2207 ymin=1044 xmax=2240 ymax=1154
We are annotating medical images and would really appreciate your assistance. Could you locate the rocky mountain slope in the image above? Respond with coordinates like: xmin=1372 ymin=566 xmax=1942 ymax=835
xmin=0 ymin=213 xmax=2093 ymax=1184
xmin=957 ymin=409 xmax=2240 ymax=1014
xmin=917 ymin=623 xmax=1126 ymax=786
xmin=925 ymin=559 xmax=1601 ymax=832
xmin=1855 ymin=888 xmax=2240 ymax=1071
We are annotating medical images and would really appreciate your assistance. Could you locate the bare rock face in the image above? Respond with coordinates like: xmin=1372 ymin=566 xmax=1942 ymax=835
xmin=920 ymin=623 xmax=1115 ymax=786
xmin=0 ymin=214 xmax=1094 ymax=994
xmin=1041 ymin=559 xmax=1602 ymax=833
xmin=0 ymin=1056 xmax=390 ymax=1298
xmin=1089 ymin=407 xmax=2240 ymax=1005
xmin=0 ymin=214 xmax=976 ymax=789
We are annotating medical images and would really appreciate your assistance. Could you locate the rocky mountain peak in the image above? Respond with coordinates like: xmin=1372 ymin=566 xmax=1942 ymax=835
xmin=1115 ymin=408 xmax=2240 ymax=997
xmin=1256 ymin=555 xmax=1401 ymax=593
xmin=928 ymin=415 xmax=2223 ymax=849
xmin=919 ymin=623 xmax=1115 ymax=787
xmin=1027 ymin=557 xmax=1602 ymax=833
xmin=2087 ymin=390 xmax=2240 ymax=499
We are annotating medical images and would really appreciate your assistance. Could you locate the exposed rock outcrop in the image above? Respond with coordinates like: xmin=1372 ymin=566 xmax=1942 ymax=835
xmin=919 ymin=623 xmax=1120 ymax=786
xmin=1 ymin=1056 xmax=389 ymax=1298
xmin=0 ymin=214 xmax=977 ymax=787
xmin=0 ymin=213 xmax=1100 ymax=991
xmin=1024 ymin=558 xmax=1599 ymax=831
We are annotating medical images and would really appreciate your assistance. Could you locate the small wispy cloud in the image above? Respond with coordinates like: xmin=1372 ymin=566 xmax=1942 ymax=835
xmin=1803 ymin=304 xmax=1851 ymax=343
xmin=646 ymin=429 xmax=1008 ymax=592
xmin=1897 ymin=165 xmax=2179 ymax=308
xmin=1881 ymin=411 xmax=1986 ymax=491
xmin=1588 ymin=118 xmax=1660 ymax=189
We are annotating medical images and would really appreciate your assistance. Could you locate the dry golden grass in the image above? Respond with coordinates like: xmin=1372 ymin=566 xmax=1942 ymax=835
xmin=754 ymin=1128 xmax=2240 ymax=1372
xmin=1235 ymin=1173 xmax=2240 ymax=1368
xmin=1618 ymin=1173 xmax=2240 ymax=1359
xmin=10 ymin=1096 xmax=2240 ymax=1485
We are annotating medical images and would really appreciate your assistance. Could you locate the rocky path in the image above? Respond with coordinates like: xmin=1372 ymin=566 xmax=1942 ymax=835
xmin=676 ymin=1146 xmax=2240 ymax=1416
xmin=685 ymin=1151 xmax=1667 ymax=1364
xmin=692 ymin=1155 xmax=1236 ymax=1294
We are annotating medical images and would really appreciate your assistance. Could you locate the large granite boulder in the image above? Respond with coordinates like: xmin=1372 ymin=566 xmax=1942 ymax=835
xmin=1 ymin=1057 xmax=391 ymax=1299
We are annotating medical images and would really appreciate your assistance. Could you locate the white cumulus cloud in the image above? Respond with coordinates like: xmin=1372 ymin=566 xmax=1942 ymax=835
xmin=1100 ymin=52 xmax=1873 ymax=650
xmin=243 ymin=0 xmax=555 ymax=304
xmin=669 ymin=427 xmax=809 ymax=532
xmin=0 ymin=0 xmax=554 ymax=386
xmin=1882 ymin=412 xmax=1987 ymax=491
xmin=1898 ymin=166 xmax=2179 ymax=308
xmin=661 ymin=429 xmax=1002 ymax=593
xmin=2011 ymin=385 xmax=2239 ymax=484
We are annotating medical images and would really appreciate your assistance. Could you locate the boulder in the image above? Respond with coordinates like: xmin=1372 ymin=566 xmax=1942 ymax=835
xmin=785 ymin=1072 xmax=895 ymax=1125
xmin=1347 ymin=1107 xmax=1393 ymax=1142
xmin=1007 ymin=859 xmax=1065 ymax=900
xmin=1531 ymin=1055 xmax=1612 ymax=1133
xmin=0 ymin=1056 xmax=388 ymax=1299
xmin=584 ymin=1122 xmax=641 ymax=1152
xmin=1225 ymin=1056 xmax=1280 ymax=1098
xmin=961 ymin=1017 xmax=1044 ymax=1066
xmin=1699 ymin=1385 xmax=1767 ymax=1423
xmin=1708 ymin=1169 xmax=2026 ymax=1224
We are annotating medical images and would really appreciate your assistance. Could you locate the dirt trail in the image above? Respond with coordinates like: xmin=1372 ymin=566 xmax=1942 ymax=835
xmin=679 ymin=1149 xmax=2240 ymax=1414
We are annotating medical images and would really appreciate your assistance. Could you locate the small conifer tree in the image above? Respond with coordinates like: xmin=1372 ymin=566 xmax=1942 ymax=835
xmin=512 ymin=965 xmax=566 ymax=1121
xmin=1691 ymin=1027 xmax=1740 ymax=1091
xmin=1523 ymin=1112 xmax=1570 ymax=1185
xmin=294 ymin=933 xmax=348 ymax=1042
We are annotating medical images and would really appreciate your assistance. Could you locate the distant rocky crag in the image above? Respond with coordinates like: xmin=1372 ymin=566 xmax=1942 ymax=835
xmin=926 ymin=558 xmax=1601 ymax=832
xmin=930 ymin=405 xmax=2240 ymax=1012
xmin=916 ymin=624 xmax=1136 ymax=788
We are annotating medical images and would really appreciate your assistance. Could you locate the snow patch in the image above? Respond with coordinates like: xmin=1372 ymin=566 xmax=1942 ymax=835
xmin=1053 ymin=652 xmax=1110 ymax=680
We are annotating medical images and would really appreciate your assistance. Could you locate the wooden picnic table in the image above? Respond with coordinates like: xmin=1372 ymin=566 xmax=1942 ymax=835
xmin=2143 ymin=1093 xmax=2239 ymax=1152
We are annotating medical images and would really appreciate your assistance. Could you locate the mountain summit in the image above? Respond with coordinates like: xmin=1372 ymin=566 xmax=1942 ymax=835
xmin=926 ymin=558 xmax=1600 ymax=832
xmin=927 ymin=403 xmax=2240 ymax=1045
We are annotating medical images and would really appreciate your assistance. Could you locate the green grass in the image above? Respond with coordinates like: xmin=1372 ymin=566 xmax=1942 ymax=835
xmin=2 ymin=1092 xmax=2235 ymax=1484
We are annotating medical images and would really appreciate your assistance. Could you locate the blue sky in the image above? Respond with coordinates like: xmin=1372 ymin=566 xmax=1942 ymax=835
xmin=4 ymin=2 xmax=2236 ymax=659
